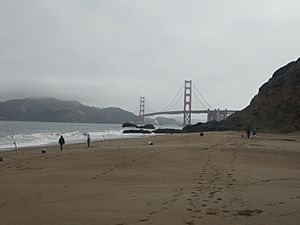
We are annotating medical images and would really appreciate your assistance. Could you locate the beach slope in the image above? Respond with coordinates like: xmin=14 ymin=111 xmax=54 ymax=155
xmin=0 ymin=132 xmax=299 ymax=225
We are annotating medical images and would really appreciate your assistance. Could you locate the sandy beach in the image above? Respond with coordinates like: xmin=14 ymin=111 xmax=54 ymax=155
xmin=0 ymin=131 xmax=299 ymax=225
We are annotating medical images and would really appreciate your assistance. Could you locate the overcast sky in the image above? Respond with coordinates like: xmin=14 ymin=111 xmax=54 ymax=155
xmin=1 ymin=0 xmax=299 ymax=115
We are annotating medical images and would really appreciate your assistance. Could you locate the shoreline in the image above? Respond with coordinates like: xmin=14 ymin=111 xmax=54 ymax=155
xmin=1 ymin=130 xmax=299 ymax=153
xmin=0 ymin=132 xmax=157 ymax=153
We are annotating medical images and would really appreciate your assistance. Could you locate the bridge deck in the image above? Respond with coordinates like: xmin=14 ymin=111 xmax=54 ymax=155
xmin=143 ymin=110 xmax=238 ymax=117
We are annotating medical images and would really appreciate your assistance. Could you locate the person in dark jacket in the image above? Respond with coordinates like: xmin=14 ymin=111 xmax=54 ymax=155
xmin=58 ymin=135 xmax=65 ymax=151
xmin=87 ymin=134 xmax=90 ymax=147
xmin=246 ymin=128 xmax=251 ymax=138
xmin=252 ymin=128 xmax=257 ymax=136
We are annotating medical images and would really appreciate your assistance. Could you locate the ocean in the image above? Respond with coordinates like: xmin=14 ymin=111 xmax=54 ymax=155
xmin=0 ymin=121 xmax=167 ymax=151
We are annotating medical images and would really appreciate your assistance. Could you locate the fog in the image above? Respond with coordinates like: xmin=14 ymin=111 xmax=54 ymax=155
xmin=1 ymin=0 xmax=299 ymax=115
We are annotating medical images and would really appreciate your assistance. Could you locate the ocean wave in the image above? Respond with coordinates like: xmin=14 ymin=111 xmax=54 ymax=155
xmin=0 ymin=129 xmax=154 ymax=151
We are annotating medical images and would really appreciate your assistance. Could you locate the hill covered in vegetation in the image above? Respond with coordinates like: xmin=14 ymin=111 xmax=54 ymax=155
xmin=0 ymin=98 xmax=139 ymax=124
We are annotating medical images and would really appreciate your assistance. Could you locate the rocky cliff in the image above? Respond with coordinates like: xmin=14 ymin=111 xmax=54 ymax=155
xmin=226 ymin=58 xmax=300 ymax=132
xmin=184 ymin=58 xmax=300 ymax=132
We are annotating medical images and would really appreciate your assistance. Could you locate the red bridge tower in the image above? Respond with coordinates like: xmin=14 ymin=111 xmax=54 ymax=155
xmin=183 ymin=80 xmax=192 ymax=126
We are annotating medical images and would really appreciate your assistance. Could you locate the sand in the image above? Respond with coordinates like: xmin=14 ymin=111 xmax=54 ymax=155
xmin=0 ymin=131 xmax=299 ymax=225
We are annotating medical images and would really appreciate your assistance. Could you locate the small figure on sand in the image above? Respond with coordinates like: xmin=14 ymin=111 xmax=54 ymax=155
xmin=246 ymin=128 xmax=251 ymax=138
xmin=58 ymin=135 xmax=65 ymax=151
xmin=252 ymin=128 xmax=257 ymax=136
xmin=87 ymin=134 xmax=90 ymax=147
xmin=13 ymin=141 xmax=18 ymax=153
xmin=200 ymin=132 xmax=204 ymax=137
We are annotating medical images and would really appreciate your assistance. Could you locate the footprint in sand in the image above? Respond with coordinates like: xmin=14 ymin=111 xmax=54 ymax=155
xmin=0 ymin=201 xmax=8 ymax=207
xmin=149 ymin=211 xmax=158 ymax=215
xmin=140 ymin=218 xmax=148 ymax=222
xmin=206 ymin=208 xmax=219 ymax=215
xmin=184 ymin=220 xmax=195 ymax=225
xmin=235 ymin=209 xmax=263 ymax=216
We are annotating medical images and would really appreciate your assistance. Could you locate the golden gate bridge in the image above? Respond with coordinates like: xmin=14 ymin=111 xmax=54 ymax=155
xmin=137 ymin=80 xmax=238 ymax=126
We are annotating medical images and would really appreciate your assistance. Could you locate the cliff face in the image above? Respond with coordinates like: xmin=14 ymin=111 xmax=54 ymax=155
xmin=183 ymin=58 xmax=300 ymax=133
xmin=0 ymin=98 xmax=139 ymax=124
xmin=226 ymin=58 xmax=300 ymax=132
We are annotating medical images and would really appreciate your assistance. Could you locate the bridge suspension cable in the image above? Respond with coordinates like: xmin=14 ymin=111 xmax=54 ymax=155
xmin=159 ymin=83 xmax=184 ymax=112
xmin=164 ymin=94 xmax=183 ymax=112
xmin=145 ymin=100 xmax=157 ymax=114
xmin=192 ymin=83 xmax=213 ymax=109
xmin=192 ymin=90 xmax=209 ymax=109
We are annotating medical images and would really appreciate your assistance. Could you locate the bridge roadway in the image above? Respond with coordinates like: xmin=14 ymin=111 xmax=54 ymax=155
xmin=143 ymin=109 xmax=238 ymax=117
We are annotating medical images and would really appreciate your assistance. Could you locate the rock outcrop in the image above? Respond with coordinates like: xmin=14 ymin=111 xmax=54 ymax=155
xmin=123 ymin=129 xmax=151 ymax=134
xmin=122 ymin=122 xmax=138 ymax=128
xmin=184 ymin=58 xmax=300 ymax=132
xmin=226 ymin=58 xmax=300 ymax=132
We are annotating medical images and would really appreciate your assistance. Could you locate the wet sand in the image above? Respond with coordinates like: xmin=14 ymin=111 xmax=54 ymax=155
xmin=0 ymin=131 xmax=299 ymax=225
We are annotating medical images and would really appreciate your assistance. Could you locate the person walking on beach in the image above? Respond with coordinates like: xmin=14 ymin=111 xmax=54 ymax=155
xmin=252 ymin=127 xmax=257 ymax=136
xmin=87 ymin=134 xmax=90 ymax=147
xmin=246 ymin=128 xmax=251 ymax=138
xmin=58 ymin=135 xmax=65 ymax=151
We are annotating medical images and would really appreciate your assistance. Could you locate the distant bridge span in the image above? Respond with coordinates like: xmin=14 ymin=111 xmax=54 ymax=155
xmin=139 ymin=80 xmax=240 ymax=125
xmin=143 ymin=109 xmax=238 ymax=117
xmin=143 ymin=109 xmax=239 ymax=123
